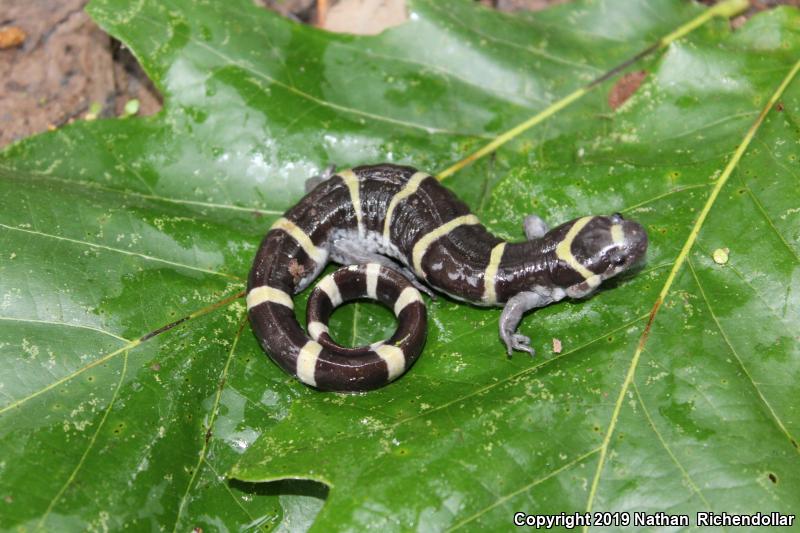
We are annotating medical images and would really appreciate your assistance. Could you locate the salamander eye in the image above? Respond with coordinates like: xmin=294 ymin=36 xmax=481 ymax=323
xmin=612 ymin=212 xmax=624 ymax=222
xmin=613 ymin=255 xmax=626 ymax=266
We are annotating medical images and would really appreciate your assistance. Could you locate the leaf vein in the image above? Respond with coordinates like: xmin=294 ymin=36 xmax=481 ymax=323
xmin=582 ymin=58 xmax=800 ymax=524
xmin=0 ymin=166 xmax=283 ymax=216
xmin=448 ymin=447 xmax=602 ymax=531
xmin=0 ymin=316 xmax=130 ymax=342
xmin=204 ymin=460 xmax=268 ymax=531
xmin=693 ymin=242 xmax=795 ymax=330
xmin=36 ymin=350 xmax=129 ymax=529
xmin=632 ymin=382 xmax=714 ymax=509
xmin=687 ymin=259 xmax=798 ymax=453
xmin=264 ymin=314 xmax=648 ymax=457
xmin=134 ymin=10 xmax=485 ymax=139
xmin=424 ymin=2 xmax=605 ymax=72
xmin=742 ymin=183 xmax=800 ymax=262
xmin=172 ymin=316 xmax=247 ymax=531
xmin=620 ymin=183 xmax=712 ymax=215
xmin=0 ymin=290 xmax=243 ymax=415
xmin=0 ymin=222 xmax=241 ymax=281
xmin=327 ymin=43 xmax=548 ymax=107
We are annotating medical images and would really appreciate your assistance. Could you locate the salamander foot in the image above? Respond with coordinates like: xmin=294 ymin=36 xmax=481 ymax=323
xmin=305 ymin=164 xmax=337 ymax=193
xmin=523 ymin=214 xmax=549 ymax=240
xmin=501 ymin=330 xmax=535 ymax=357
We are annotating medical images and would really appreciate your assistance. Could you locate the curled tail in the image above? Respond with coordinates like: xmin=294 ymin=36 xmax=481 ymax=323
xmin=247 ymin=262 xmax=427 ymax=392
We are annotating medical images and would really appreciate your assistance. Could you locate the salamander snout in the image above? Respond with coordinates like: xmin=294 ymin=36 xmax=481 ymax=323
xmin=619 ymin=218 xmax=648 ymax=267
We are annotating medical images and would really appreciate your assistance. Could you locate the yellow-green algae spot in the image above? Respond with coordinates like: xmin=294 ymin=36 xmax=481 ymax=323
xmin=712 ymin=248 xmax=730 ymax=265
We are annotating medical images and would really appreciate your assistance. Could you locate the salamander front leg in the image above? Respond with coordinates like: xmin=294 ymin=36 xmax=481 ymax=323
xmin=499 ymin=290 xmax=556 ymax=356
xmin=523 ymin=214 xmax=549 ymax=240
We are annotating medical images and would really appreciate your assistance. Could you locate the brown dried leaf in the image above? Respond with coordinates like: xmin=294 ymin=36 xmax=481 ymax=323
xmin=0 ymin=26 xmax=27 ymax=49
xmin=608 ymin=70 xmax=647 ymax=110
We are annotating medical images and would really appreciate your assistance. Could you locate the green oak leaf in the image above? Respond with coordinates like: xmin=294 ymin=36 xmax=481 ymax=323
xmin=1 ymin=0 xmax=798 ymax=531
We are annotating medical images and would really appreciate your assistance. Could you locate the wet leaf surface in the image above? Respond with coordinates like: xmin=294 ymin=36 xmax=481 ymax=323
xmin=1 ymin=0 xmax=799 ymax=530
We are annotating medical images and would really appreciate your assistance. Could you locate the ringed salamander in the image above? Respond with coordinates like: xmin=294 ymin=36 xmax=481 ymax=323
xmin=248 ymin=164 xmax=648 ymax=392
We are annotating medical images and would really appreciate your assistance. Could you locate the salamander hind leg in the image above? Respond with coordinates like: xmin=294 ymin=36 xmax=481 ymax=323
xmin=330 ymin=237 xmax=436 ymax=299
xmin=304 ymin=164 xmax=337 ymax=193
xmin=499 ymin=287 xmax=560 ymax=356
xmin=523 ymin=214 xmax=550 ymax=240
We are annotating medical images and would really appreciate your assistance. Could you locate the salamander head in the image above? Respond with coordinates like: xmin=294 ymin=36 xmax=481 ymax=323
xmin=552 ymin=213 xmax=648 ymax=298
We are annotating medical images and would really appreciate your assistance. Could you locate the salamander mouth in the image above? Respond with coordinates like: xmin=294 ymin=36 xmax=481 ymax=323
xmin=602 ymin=257 xmax=648 ymax=287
